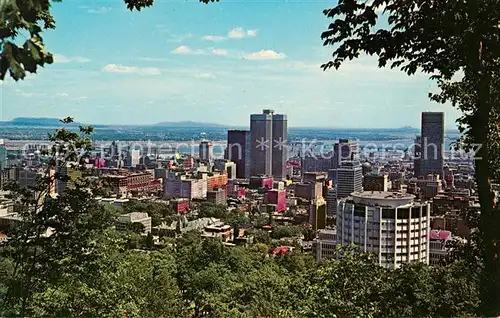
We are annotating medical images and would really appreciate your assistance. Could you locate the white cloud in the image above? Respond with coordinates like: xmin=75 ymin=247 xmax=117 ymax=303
xmin=245 ymin=50 xmax=286 ymax=60
xmin=87 ymin=7 xmax=112 ymax=14
xmin=227 ymin=27 xmax=257 ymax=39
xmin=171 ymin=46 xmax=204 ymax=55
xmin=247 ymin=29 xmax=258 ymax=37
xmin=54 ymin=54 xmax=90 ymax=64
xmin=212 ymin=48 xmax=228 ymax=56
xmin=72 ymin=57 xmax=91 ymax=63
xmin=202 ymin=35 xmax=227 ymax=42
xmin=57 ymin=92 xmax=69 ymax=97
xmin=195 ymin=73 xmax=216 ymax=79
xmin=102 ymin=64 xmax=161 ymax=76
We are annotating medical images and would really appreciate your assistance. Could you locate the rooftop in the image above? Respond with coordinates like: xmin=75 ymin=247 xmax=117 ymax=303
xmin=352 ymin=191 xmax=415 ymax=201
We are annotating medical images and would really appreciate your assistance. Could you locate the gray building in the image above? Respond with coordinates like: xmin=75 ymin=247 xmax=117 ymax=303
xmin=336 ymin=161 xmax=363 ymax=198
xmin=250 ymin=109 xmax=288 ymax=179
xmin=333 ymin=139 xmax=358 ymax=168
xmin=226 ymin=130 xmax=250 ymax=178
xmin=272 ymin=113 xmax=288 ymax=179
xmin=420 ymin=112 xmax=444 ymax=178
xmin=199 ymin=141 xmax=212 ymax=162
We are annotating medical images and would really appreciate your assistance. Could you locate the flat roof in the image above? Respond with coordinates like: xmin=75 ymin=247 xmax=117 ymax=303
xmin=351 ymin=191 xmax=415 ymax=201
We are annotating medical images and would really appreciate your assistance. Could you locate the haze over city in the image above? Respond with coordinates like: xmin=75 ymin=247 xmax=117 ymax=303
xmin=0 ymin=0 xmax=461 ymax=129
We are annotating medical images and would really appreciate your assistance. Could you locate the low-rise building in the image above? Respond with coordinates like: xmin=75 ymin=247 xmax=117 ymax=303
xmin=428 ymin=229 xmax=452 ymax=266
xmin=116 ymin=212 xmax=152 ymax=234
xmin=312 ymin=229 xmax=337 ymax=262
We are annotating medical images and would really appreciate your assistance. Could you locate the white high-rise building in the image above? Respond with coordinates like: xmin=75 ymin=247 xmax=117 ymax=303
xmin=337 ymin=191 xmax=430 ymax=269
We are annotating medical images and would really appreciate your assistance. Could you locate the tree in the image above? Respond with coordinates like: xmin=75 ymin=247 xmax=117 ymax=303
xmin=1 ymin=118 xmax=119 ymax=316
xmin=321 ymin=0 xmax=500 ymax=314
xmin=0 ymin=0 xmax=218 ymax=81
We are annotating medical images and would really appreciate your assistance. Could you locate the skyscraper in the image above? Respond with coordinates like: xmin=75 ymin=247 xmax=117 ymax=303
xmin=336 ymin=161 xmax=363 ymax=198
xmin=333 ymin=139 xmax=358 ymax=168
xmin=250 ymin=109 xmax=288 ymax=179
xmin=199 ymin=140 xmax=212 ymax=162
xmin=272 ymin=113 xmax=288 ymax=179
xmin=226 ymin=130 xmax=250 ymax=179
xmin=420 ymin=112 xmax=444 ymax=178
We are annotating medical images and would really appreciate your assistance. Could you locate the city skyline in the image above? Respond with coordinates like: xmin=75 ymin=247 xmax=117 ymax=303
xmin=1 ymin=1 xmax=461 ymax=128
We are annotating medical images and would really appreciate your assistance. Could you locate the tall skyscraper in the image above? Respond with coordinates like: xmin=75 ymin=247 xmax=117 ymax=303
xmin=226 ymin=130 xmax=250 ymax=179
xmin=420 ymin=112 xmax=444 ymax=178
xmin=272 ymin=113 xmax=288 ymax=179
xmin=336 ymin=161 xmax=363 ymax=198
xmin=250 ymin=109 xmax=288 ymax=179
xmin=199 ymin=140 xmax=212 ymax=162
xmin=333 ymin=139 xmax=358 ymax=168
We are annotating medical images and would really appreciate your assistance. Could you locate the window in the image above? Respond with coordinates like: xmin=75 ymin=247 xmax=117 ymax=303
xmin=382 ymin=209 xmax=395 ymax=219
xmin=411 ymin=207 xmax=421 ymax=218
xmin=397 ymin=208 xmax=410 ymax=219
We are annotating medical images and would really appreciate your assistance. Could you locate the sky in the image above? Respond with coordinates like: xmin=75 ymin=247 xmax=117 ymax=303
xmin=0 ymin=0 xmax=461 ymax=128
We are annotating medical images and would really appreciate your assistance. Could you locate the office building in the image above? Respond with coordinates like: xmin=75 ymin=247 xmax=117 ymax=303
xmin=416 ymin=174 xmax=443 ymax=200
xmin=333 ymin=139 xmax=358 ymax=168
xmin=250 ymin=110 xmax=273 ymax=177
xmin=336 ymin=161 xmax=363 ymax=198
xmin=302 ymin=156 xmax=333 ymax=173
xmin=226 ymin=130 xmax=250 ymax=178
xmin=312 ymin=229 xmax=337 ymax=262
xmin=337 ymin=191 xmax=430 ymax=269
xmin=250 ymin=109 xmax=288 ymax=179
xmin=199 ymin=140 xmax=212 ymax=162
xmin=207 ymin=188 xmax=227 ymax=206
xmin=126 ymin=149 xmax=141 ymax=167
xmin=420 ymin=112 xmax=444 ymax=178
xmin=363 ymin=174 xmax=389 ymax=192
xmin=272 ymin=113 xmax=288 ymax=180
xmin=309 ymin=198 xmax=327 ymax=230
xmin=326 ymin=188 xmax=338 ymax=217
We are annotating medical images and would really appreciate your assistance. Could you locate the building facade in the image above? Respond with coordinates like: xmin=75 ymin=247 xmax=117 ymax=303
xmin=226 ymin=130 xmax=251 ymax=179
xmin=337 ymin=191 xmax=430 ymax=269
xmin=199 ymin=141 xmax=212 ymax=162
xmin=420 ymin=112 xmax=444 ymax=178
xmin=336 ymin=161 xmax=363 ymax=198
xmin=250 ymin=110 xmax=288 ymax=180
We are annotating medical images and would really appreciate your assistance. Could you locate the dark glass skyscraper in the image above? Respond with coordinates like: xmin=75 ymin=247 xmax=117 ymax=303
xmin=272 ymin=114 xmax=288 ymax=179
xmin=420 ymin=112 xmax=444 ymax=178
xmin=226 ymin=130 xmax=250 ymax=179
xmin=250 ymin=109 xmax=288 ymax=179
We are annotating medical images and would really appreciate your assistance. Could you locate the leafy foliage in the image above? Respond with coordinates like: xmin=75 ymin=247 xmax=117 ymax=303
xmin=321 ymin=0 xmax=500 ymax=314
xmin=0 ymin=0 xmax=219 ymax=81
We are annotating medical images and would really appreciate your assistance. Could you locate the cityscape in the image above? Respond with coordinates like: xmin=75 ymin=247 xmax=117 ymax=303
xmin=1 ymin=0 xmax=497 ymax=316
xmin=0 ymin=109 xmax=475 ymax=269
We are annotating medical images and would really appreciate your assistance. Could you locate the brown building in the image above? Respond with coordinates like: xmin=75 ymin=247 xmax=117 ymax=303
xmin=363 ymin=174 xmax=389 ymax=192
xmin=207 ymin=188 xmax=227 ymax=206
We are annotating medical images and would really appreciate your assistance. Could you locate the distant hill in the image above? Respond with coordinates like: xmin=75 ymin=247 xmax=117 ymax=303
xmin=153 ymin=121 xmax=228 ymax=128
xmin=5 ymin=117 xmax=82 ymax=126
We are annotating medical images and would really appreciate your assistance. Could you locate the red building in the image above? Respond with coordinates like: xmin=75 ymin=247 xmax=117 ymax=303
xmin=249 ymin=176 xmax=273 ymax=189
xmin=172 ymin=198 xmax=190 ymax=214
xmin=266 ymin=189 xmax=286 ymax=213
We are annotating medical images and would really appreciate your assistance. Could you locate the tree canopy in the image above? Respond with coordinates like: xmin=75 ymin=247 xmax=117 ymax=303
xmin=321 ymin=0 xmax=500 ymax=314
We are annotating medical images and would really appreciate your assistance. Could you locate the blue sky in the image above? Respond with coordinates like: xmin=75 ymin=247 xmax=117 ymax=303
xmin=0 ymin=0 xmax=461 ymax=128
